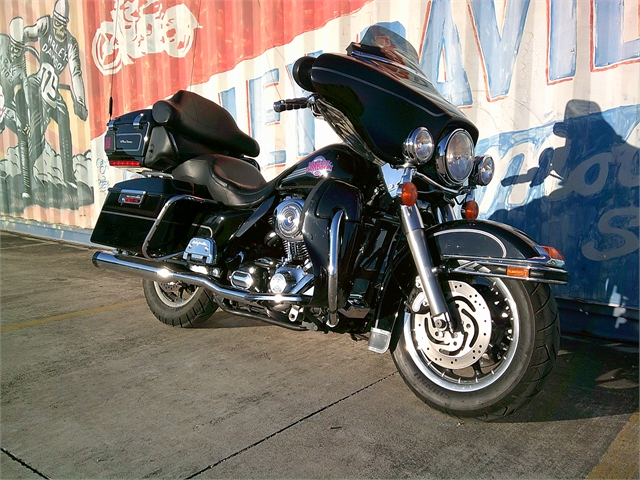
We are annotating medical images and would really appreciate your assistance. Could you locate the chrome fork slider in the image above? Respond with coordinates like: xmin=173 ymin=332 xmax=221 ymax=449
xmin=400 ymin=203 xmax=454 ymax=331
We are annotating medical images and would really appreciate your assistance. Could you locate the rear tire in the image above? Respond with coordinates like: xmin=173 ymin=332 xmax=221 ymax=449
xmin=142 ymin=279 xmax=218 ymax=327
xmin=392 ymin=277 xmax=560 ymax=421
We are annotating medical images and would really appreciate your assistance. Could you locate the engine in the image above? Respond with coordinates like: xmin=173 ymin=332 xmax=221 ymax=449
xmin=229 ymin=197 xmax=313 ymax=298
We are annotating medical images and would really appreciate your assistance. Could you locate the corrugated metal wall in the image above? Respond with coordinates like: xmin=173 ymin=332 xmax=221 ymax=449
xmin=1 ymin=0 xmax=639 ymax=319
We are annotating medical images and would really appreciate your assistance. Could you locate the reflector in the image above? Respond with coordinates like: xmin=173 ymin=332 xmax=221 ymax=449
xmin=109 ymin=160 xmax=140 ymax=167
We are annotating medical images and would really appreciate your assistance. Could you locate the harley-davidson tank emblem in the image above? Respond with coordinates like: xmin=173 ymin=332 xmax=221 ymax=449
xmin=306 ymin=156 xmax=333 ymax=177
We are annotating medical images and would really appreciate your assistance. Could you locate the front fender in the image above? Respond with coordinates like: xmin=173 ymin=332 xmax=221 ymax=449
xmin=369 ymin=219 xmax=568 ymax=354
xmin=425 ymin=219 xmax=569 ymax=285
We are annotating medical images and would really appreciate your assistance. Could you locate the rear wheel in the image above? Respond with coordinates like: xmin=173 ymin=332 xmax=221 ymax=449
xmin=142 ymin=279 xmax=218 ymax=327
xmin=392 ymin=276 xmax=559 ymax=420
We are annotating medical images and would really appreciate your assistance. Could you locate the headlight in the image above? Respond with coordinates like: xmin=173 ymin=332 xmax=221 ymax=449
xmin=403 ymin=127 xmax=434 ymax=164
xmin=435 ymin=129 xmax=474 ymax=185
xmin=471 ymin=155 xmax=494 ymax=186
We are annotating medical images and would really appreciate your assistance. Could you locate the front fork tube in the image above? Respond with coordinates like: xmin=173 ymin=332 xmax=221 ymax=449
xmin=399 ymin=204 xmax=455 ymax=332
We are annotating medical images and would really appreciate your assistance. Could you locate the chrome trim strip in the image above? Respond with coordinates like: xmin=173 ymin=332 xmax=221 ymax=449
xmin=98 ymin=210 xmax=155 ymax=221
xmin=443 ymin=254 xmax=565 ymax=269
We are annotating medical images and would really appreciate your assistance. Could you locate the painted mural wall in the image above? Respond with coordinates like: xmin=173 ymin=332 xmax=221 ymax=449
xmin=1 ymin=0 xmax=638 ymax=311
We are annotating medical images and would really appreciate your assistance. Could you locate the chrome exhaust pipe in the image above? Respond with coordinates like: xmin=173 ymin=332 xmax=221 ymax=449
xmin=92 ymin=251 xmax=307 ymax=306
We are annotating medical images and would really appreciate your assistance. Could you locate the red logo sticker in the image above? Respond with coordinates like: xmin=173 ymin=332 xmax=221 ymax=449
xmin=306 ymin=156 xmax=333 ymax=177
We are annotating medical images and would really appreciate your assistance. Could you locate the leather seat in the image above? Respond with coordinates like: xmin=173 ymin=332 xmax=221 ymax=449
xmin=172 ymin=154 xmax=276 ymax=207
xmin=152 ymin=90 xmax=260 ymax=158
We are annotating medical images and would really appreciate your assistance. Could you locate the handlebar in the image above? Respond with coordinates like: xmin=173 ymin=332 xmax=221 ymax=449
xmin=273 ymin=97 xmax=310 ymax=113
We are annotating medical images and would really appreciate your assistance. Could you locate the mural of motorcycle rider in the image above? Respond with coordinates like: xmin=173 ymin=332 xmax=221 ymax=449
xmin=0 ymin=17 xmax=32 ymax=204
xmin=23 ymin=0 xmax=88 ymax=208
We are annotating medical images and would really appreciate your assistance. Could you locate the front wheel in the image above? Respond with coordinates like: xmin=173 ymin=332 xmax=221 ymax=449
xmin=142 ymin=279 xmax=218 ymax=327
xmin=392 ymin=276 xmax=559 ymax=421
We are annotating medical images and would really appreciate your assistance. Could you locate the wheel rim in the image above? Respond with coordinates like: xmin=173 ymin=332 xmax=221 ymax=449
xmin=404 ymin=277 xmax=520 ymax=392
xmin=153 ymin=281 xmax=199 ymax=308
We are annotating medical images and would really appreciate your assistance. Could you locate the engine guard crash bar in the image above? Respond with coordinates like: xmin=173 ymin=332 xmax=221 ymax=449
xmin=92 ymin=251 xmax=309 ymax=309
xmin=327 ymin=210 xmax=344 ymax=328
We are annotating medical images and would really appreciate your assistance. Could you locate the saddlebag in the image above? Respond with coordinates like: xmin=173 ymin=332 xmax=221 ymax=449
xmin=90 ymin=177 xmax=213 ymax=256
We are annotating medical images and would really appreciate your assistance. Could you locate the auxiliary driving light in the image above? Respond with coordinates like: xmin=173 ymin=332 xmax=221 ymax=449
xmin=471 ymin=155 xmax=495 ymax=186
xmin=403 ymin=127 xmax=434 ymax=164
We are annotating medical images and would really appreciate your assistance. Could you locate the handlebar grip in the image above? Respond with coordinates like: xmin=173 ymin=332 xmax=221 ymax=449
xmin=273 ymin=97 xmax=309 ymax=113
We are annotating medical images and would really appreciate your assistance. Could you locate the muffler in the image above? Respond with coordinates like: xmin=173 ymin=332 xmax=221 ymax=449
xmin=92 ymin=251 xmax=307 ymax=306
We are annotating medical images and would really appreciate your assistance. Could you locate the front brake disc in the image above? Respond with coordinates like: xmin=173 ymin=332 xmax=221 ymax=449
xmin=411 ymin=280 xmax=492 ymax=369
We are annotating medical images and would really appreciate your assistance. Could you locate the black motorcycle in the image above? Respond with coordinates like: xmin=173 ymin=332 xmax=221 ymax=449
xmin=91 ymin=26 xmax=568 ymax=420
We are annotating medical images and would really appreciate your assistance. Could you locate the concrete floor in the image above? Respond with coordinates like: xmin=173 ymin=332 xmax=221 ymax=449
xmin=1 ymin=231 xmax=638 ymax=479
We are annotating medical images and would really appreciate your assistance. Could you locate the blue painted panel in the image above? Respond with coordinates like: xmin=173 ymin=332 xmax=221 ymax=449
xmin=476 ymin=103 xmax=640 ymax=309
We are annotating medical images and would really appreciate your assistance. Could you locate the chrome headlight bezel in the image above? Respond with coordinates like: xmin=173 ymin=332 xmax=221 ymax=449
xmin=435 ymin=129 xmax=475 ymax=186
xmin=403 ymin=127 xmax=434 ymax=165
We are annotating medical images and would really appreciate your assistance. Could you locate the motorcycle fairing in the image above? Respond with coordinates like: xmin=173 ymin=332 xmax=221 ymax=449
xmin=308 ymin=52 xmax=478 ymax=166
xmin=425 ymin=220 xmax=570 ymax=285
xmin=301 ymin=178 xmax=364 ymax=308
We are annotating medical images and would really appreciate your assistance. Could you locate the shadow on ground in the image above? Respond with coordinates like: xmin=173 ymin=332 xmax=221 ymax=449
xmin=500 ymin=335 xmax=638 ymax=423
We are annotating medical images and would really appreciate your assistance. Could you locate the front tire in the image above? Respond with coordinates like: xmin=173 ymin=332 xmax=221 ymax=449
xmin=392 ymin=276 xmax=559 ymax=421
xmin=142 ymin=279 xmax=218 ymax=327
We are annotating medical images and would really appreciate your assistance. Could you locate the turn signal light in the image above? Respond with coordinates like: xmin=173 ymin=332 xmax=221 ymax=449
xmin=506 ymin=266 xmax=530 ymax=278
xmin=540 ymin=245 xmax=565 ymax=261
xmin=401 ymin=182 xmax=418 ymax=206
xmin=461 ymin=200 xmax=479 ymax=220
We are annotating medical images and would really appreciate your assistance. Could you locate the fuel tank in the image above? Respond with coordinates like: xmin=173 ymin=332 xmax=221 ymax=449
xmin=276 ymin=143 xmax=378 ymax=192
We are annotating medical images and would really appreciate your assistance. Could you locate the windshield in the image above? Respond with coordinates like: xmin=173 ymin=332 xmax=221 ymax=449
xmin=360 ymin=26 xmax=422 ymax=73
xmin=351 ymin=25 xmax=441 ymax=98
